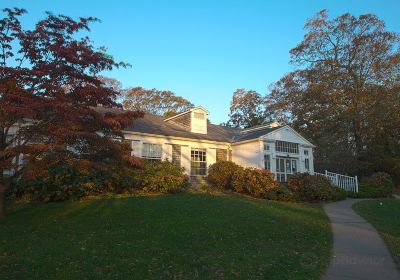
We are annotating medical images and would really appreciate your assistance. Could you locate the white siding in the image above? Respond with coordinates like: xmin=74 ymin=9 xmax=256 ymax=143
xmin=207 ymin=148 xmax=217 ymax=168
xmin=124 ymin=125 xmax=314 ymax=176
xmin=163 ymin=144 xmax=172 ymax=161
xmin=264 ymin=126 xmax=313 ymax=146
xmin=263 ymin=126 xmax=315 ymax=175
xmin=262 ymin=141 xmax=276 ymax=172
xmin=124 ymin=132 xmax=229 ymax=175
xmin=232 ymin=140 xmax=262 ymax=168
xmin=181 ymin=145 xmax=191 ymax=174
xmin=190 ymin=108 xmax=208 ymax=134
xmin=131 ymin=141 xmax=141 ymax=157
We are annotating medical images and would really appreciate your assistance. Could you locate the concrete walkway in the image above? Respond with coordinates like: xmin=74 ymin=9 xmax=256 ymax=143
xmin=322 ymin=199 xmax=400 ymax=280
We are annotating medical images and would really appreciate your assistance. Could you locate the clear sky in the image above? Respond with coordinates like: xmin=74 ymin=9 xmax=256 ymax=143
xmin=2 ymin=0 xmax=400 ymax=123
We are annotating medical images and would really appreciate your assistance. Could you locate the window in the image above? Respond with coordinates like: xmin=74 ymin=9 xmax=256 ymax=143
xmin=264 ymin=144 xmax=270 ymax=151
xmin=191 ymin=148 xmax=207 ymax=175
xmin=142 ymin=143 xmax=162 ymax=160
xmin=276 ymin=157 xmax=298 ymax=182
xmin=305 ymin=158 xmax=310 ymax=171
xmin=216 ymin=149 xmax=228 ymax=162
xmin=264 ymin=154 xmax=271 ymax=170
xmin=275 ymin=141 xmax=299 ymax=154
xmin=304 ymin=149 xmax=309 ymax=156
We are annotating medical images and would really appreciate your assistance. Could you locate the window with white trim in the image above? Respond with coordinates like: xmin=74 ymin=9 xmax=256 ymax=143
xmin=304 ymin=149 xmax=309 ymax=156
xmin=142 ymin=143 xmax=162 ymax=160
xmin=191 ymin=148 xmax=207 ymax=175
xmin=275 ymin=140 xmax=299 ymax=154
xmin=264 ymin=154 xmax=271 ymax=170
xmin=305 ymin=158 xmax=310 ymax=171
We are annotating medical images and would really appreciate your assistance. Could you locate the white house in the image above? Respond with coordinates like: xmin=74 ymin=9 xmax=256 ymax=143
xmin=114 ymin=106 xmax=315 ymax=182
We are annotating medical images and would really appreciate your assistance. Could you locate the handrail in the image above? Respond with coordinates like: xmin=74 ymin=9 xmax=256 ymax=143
xmin=314 ymin=170 xmax=358 ymax=193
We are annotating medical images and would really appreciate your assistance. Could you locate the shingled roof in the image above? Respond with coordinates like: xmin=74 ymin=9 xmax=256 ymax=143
xmin=94 ymin=106 xmax=283 ymax=143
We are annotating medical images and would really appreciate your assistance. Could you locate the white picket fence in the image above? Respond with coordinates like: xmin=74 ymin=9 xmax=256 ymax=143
xmin=314 ymin=170 xmax=358 ymax=192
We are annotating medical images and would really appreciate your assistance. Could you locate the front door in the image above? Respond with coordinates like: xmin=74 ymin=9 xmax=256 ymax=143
xmin=276 ymin=157 xmax=298 ymax=182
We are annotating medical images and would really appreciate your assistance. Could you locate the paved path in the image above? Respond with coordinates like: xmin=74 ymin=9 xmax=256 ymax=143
xmin=322 ymin=199 xmax=400 ymax=280
xmin=394 ymin=194 xmax=400 ymax=199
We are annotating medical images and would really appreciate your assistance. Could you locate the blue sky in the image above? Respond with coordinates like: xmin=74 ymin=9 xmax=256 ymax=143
xmin=2 ymin=0 xmax=400 ymax=123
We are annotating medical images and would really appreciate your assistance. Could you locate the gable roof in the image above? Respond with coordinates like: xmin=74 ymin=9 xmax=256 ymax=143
xmin=163 ymin=106 xmax=209 ymax=122
xmin=124 ymin=113 xmax=238 ymax=142
xmin=263 ymin=125 xmax=315 ymax=147
xmin=232 ymin=126 xmax=284 ymax=142
xmin=94 ymin=106 xmax=305 ymax=144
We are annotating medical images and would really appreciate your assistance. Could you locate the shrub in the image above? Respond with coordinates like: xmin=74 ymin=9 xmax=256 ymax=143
xmin=11 ymin=166 xmax=106 ymax=202
xmin=206 ymin=161 xmax=240 ymax=190
xmin=263 ymin=186 xmax=294 ymax=201
xmin=347 ymin=184 xmax=381 ymax=198
xmin=136 ymin=160 xmax=189 ymax=194
xmin=331 ymin=187 xmax=348 ymax=201
xmin=100 ymin=166 xmax=138 ymax=194
xmin=348 ymin=172 xmax=395 ymax=198
xmin=207 ymin=161 xmax=279 ymax=199
xmin=360 ymin=172 xmax=394 ymax=197
xmin=232 ymin=167 xmax=278 ymax=198
xmin=287 ymin=173 xmax=345 ymax=202
xmin=10 ymin=160 xmax=189 ymax=202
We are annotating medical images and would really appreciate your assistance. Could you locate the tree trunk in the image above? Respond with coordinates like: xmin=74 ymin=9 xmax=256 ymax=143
xmin=352 ymin=119 xmax=363 ymax=158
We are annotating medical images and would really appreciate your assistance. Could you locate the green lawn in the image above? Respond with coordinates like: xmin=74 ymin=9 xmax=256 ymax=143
xmin=0 ymin=194 xmax=331 ymax=279
xmin=353 ymin=198 xmax=400 ymax=267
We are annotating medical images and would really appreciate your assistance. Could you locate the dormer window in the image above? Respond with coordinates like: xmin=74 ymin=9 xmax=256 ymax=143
xmin=194 ymin=112 xmax=204 ymax=119
xmin=164 ymin=106 xmax=209 ymax=135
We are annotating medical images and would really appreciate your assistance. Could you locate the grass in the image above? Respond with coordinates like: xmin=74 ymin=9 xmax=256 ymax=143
xmin=353 ymin=198 xmax=400 ymax=267
xmin=0 ymin=193 xmax=331 ymax=279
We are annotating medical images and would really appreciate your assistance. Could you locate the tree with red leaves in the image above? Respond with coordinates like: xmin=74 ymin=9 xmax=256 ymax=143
xmin=0 ymin=8 xmax=142 ymax=218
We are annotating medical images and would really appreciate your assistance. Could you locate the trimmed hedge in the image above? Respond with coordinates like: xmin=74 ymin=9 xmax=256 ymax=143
xmin=206 ymin=161 xmax=278 ymax=198
xmin=9 ymin=160 xmax=189 ymax=202
xmin=136 ymin=160 xmax=189 ymax=194
xmin=287 ymin=173 xmax=347 ymax=202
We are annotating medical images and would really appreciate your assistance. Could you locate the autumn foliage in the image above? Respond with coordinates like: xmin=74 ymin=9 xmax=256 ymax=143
xmin=267 ymin=10 xmax=400 ymax=183
xmin=0 ymin=8 xmax=142 ymax=217
xmin=206 ymin=161 xmax=278 ymax=198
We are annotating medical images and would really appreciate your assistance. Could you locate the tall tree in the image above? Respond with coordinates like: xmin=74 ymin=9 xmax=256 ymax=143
xmin=0 ymin=8 xmax=142 ymax=218
xmin=123 ymin=87 xmax=194 ymax=117
xmin=267 ymin=10 xmax=400 ymax=180
xmin=227 ymin=89 xmax=267 ymax=128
